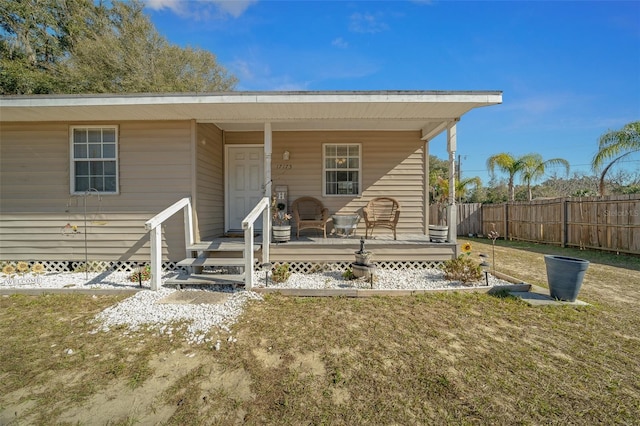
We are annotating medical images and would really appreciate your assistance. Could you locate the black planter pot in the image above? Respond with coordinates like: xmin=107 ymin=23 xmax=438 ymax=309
xmin=544 ymin=255 xmax=589 ymax=302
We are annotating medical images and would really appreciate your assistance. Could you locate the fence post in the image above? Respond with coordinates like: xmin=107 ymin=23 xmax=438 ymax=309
xmin=561 ymin=197 xmax=568 ymax=247
xmin=503 ymin=202 xmax=509 ymax=240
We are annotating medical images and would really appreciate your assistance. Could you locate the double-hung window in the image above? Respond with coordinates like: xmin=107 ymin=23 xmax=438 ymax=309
xmin=323 ymin=143 xmax=361 ymax=196
xmin=70 ymin=126 xmax=118 ymax=194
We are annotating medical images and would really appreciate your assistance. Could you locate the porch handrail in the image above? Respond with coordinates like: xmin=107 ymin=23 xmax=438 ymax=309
xmin=241 ymin=196 xmax=270 ymax=290
xmin=144 ymin=197 xmax=194 ymax=290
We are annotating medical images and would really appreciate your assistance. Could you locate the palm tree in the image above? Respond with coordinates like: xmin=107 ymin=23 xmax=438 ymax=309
xmin=591 ymin=121 xmax=640 ymax=196
xmin=520 ymin=154 xmax=570 ymax=201
xmin=486 ymin=153 xmax=527 ymax=201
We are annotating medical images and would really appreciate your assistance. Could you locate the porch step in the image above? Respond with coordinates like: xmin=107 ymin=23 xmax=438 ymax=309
xmin=187 ymin=241 xmax=261 ymax=253
xmin=176 ymin=256 xmax=246 ymax=267
xmin=164 ymin=273 xmax=245 ymax=287
xmin=172 ymin=239 xmax=261 ymax=287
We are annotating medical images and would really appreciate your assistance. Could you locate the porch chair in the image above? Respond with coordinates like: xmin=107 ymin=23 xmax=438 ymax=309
xmin=292 ymin=196 xmax=330 ymax=239
xmin=363 ymin=197 xmax=401 ymax=240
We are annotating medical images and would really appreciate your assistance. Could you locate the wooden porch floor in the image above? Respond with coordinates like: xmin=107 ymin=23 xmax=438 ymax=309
xmin=202 ymin=233 xmax=459 ymax=263
xmin=270 ymin=233 xmax=457 ymax=263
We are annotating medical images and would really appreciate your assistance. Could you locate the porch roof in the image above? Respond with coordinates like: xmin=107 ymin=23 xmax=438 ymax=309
xmin=0 ymin=90 xmax=502 ymax=140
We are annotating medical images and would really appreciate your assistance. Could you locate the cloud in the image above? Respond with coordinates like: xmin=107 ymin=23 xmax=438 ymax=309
xmin=144 ymin=0 xmax=257 ymax=18
xmin=349 ymin=12 xmax=389 ymax=34
xmin=332 ymin=37 xmax=348 ymax=49
xmin=145 ymin=0 xmax=183 ymax=13
xmin=215 ymin=0 xmax=258 ymax=18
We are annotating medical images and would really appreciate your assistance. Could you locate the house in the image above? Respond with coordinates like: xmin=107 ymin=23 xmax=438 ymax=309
xmin=0 ymin=91 xmax=502 ymax=289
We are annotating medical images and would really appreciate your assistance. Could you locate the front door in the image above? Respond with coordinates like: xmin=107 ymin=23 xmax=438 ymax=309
xmin=226 ymin=145 xmax=264 ymax=231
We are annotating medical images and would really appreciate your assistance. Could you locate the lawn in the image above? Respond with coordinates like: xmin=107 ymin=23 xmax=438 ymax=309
xmin=1 ymin=239 xmax=639 ymax=425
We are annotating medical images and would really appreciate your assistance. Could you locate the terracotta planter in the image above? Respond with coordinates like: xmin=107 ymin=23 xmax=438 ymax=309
xmin=272 ymin=225 xmax=291 ymax=242
xmin=428 ymin=225 xmax=448 ymax=243
xmin=544 ymin=255 xmax=589 ymax=302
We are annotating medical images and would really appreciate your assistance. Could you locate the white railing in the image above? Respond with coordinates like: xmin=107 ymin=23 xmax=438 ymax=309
xmin=144 ymin=197 xmax=194 ymax=290
xmin=242 ymin=196 xmax=270 ymax=290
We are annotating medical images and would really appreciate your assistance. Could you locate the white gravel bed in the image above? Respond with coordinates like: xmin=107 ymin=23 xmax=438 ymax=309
xmin=0 ymin=270 xmax=163 ymax=290
xmin=2 ymin=268 xmax=513 ymax=345
xmin=93 ymin=287 xmax=263 ymax=345
xmin=253 ymin=268 xmax=511 ymax=290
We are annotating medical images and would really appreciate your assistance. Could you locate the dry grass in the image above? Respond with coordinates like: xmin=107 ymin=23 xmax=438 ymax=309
xmin=1 ymin=239 xmax=639 ymax=424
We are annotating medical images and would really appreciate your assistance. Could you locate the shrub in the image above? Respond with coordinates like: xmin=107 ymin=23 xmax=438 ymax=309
xmin=342 ymin=269 xmax=355 ymax=280
xmin=441 ymin=255 xmax=482 ymax=284
xmin=129 ymin=265 xmax=151 ymax=283
xmin=271 ymin=263 xmax=291 ymax=283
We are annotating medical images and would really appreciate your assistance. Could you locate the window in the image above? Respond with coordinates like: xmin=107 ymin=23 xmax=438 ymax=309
xmin=323 ymin=143 xmax=361 ymax=196
xmin=70 ymin=126 xmax=118 ymax=194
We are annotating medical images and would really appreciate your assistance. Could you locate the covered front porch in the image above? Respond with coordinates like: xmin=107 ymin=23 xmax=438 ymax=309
xmin=146 ymin=194 xmax=458 ymax=289
xmin=129 ymin=91 xmax=504 ymax=289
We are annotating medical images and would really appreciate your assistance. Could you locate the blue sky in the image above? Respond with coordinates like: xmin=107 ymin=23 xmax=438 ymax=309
xmin=144 ymin=0 xmax=640 ymax=185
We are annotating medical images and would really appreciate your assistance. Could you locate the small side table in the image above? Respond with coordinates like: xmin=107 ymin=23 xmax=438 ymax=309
xmin=332 ymin=213 xmax=360 ymax=238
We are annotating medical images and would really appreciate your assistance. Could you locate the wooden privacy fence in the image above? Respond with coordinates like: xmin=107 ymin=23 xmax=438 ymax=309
xmin=480 ymin=195 xmax=640 ymax=255
xmin=429 ymin=203 xmax=482 ymax=237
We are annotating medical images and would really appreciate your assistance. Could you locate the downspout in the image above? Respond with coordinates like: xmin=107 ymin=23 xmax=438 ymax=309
xmin=447 ymin=123 xmax=457 ymax=244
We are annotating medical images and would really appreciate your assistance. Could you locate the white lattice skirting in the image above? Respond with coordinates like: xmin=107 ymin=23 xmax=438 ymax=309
xmin=265 ymin=260 xmax=444 ymax=274
xmin=2 ymin=260 xmax=443 ymax=275
xmin=0 ymin=260 xmax=187 ymax=274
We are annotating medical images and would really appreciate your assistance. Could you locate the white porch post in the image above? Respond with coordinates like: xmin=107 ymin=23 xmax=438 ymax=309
xmin=423 ymin=140 xmax=430 ymax=236
xmin=264 ymin=122 xmax=273 ymax=197
xmin=447 ymin=124 xmax=457 ymax=244
xmin=150 ymin=226 xmax=162 ymax=291
xmin=263 ymin=122 xmax=272 ymax=263
xmin=244 ymin=225 xmax=254 ymax=290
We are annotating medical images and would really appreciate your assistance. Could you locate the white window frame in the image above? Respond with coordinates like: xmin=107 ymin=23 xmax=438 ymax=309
xmin=70 ymin=125 xmax=119 ymax=195
xmin=322 ymin=143 xmax=362 ymax=197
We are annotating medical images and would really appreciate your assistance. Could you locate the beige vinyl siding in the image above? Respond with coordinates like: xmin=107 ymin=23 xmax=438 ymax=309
xmin=195 ymin=123 xmax=225 ymax=239
xmin=225 ymin=130 xmax=427 ymax=236
xmin=0 ymin=121 xmax=193 ymax=262
xmin=0 ymin=213 xmax=184 ymax=262
xmin=0 ymin=123 xmax=71 ymax=209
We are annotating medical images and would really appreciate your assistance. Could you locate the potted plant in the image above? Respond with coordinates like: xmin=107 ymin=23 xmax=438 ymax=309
xmin=429 ymin=176 xmax=449 ymax=242
xmin=271 ymin=197 xmax=292 ymax=242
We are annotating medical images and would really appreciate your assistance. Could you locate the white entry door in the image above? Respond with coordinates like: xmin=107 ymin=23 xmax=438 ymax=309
xmin=226 ymin=146 xmax=264 ymax=231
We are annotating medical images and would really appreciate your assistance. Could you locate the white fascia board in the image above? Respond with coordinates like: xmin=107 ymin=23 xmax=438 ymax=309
xmin=0 ymin=91 xmax=502 ymax=108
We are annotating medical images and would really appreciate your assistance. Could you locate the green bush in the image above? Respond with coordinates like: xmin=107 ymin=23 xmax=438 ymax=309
xmin=342 ymin=269 xmax=355 ymax=280
xmin=271 ymin=263 xmax=291 ymax=283
xmin=129 ymin=265 xmax=151 ymax=283
xmin=441 ymin=255 xmax=482 ymax=284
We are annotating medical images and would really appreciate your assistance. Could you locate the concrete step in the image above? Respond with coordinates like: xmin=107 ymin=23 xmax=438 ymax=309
xmin=164 ymin=273 xmax=245 ymax=287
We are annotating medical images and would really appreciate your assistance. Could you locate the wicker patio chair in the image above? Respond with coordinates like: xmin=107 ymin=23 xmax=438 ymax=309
xmin=363 ymin=197 xmax=401 ymax=240
xmin=292 ymin=196 xmax=330 ymax=239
